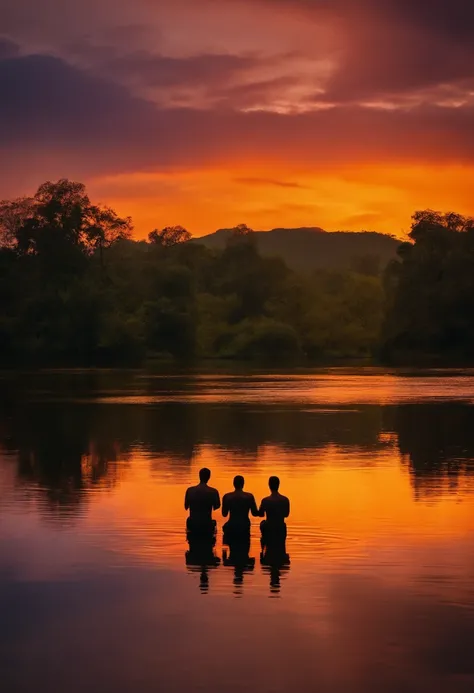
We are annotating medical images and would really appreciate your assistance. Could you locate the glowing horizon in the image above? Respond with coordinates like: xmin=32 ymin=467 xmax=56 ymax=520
xmin=1 ymin=0 xmax=474 ymax=238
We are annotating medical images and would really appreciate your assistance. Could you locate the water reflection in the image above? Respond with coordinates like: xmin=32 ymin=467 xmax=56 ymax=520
xmin=1 ymin=371 xmax=474 ymax=693
xmin=2 ymin=399 xmax=474 ymax=517
xmin=186 ymin=527 xmax=290 ymax=597
xmin=260 ymin=544 xmax=291 ymax=596
xmin=387 ymin=404 xmax=474 ymax=499
xmin=185 ymin=530 xmax=221 ymax=594
xmin=0 ymin=402 xmax=131 ymax=520
xmin=222 ymin=531 xmax=255 ymax=596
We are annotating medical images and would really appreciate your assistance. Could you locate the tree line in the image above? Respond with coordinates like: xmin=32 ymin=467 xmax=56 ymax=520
xmin=0 ymin=179 xmax=472 ymax=366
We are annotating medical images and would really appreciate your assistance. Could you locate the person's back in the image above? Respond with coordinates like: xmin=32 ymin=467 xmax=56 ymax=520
xmin=185 ymin=468 xmax=220 ymax=533
xmin=259 ymin=476 xmax=290 ymax=546
xmin=186 ymin=485 xmax=220 ymax=521
xmin=259 ymin=491 xmax=290 ymax=525
xmin=222 ymin=476 xmax=259 ymax=528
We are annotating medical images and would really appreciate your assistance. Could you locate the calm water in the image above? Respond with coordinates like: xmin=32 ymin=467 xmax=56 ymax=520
xmin=1 ymin=369 xmax=474 ymax=693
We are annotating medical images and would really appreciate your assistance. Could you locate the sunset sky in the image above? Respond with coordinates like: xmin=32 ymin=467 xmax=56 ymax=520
xmin=1 ymin=0 xmax=474 ymax=238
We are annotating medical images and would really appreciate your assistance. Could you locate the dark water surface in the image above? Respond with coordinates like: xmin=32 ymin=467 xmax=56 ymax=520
xmin=1 ymin=369 xmax=474 ymax=693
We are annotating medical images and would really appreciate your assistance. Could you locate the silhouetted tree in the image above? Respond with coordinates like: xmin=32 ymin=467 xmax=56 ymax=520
xmin=225 ymin=223 xmax=255 ymax=247
xmin=0 ymin=179 xmax=132 ymax=257
xmin=148 ymin=225 xmax=192 ymax=247
xmin=382 ymin=209 xmax=474 ymax=363
xmin=0 ymin=179 xmax=393 ymax=366
xmin=232 ymin=223 xmax=253 ymax=237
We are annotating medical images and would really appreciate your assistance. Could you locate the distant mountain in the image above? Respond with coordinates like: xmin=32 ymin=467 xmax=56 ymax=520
xmin=194 ymin=227 xmax=400 ymax=273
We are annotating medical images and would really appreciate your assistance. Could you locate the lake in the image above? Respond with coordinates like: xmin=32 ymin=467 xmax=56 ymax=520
xmin=1 ymin=369 xmax=474 ymax=693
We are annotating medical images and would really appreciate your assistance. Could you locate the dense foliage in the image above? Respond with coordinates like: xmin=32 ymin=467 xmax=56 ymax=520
xmin=0 ymin=180 xmax=386 ymax=365
xmin=2 ymin=180 xmax=471 ymax=366
xmin=382 ymin=210 xmax=474 ymax=364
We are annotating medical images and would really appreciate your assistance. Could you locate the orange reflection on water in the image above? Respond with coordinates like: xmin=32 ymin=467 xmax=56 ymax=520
xmin=2 ymin=372 xmax=474 ymax=692
xmin=82 ymin=441 xmax=474 ymax=587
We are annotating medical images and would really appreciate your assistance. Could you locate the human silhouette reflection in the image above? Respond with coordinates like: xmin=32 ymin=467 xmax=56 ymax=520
xmin=185 ymin=528 xmax=220 ymax=594
xmin=222 ymin=533 xmax=255 ymax=595
xmin=260 ymin=541 xmax=290 ymax=595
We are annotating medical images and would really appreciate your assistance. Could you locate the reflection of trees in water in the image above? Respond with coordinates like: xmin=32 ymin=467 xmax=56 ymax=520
xmin=0 ymin=399 xmax=389 ymax=518
xmin=2 ymin=379 xmax=474 ymax=515
xmin=145 ymin=403 xmax=386 ymax=459
xmin=104 ymin=402 xmax=388 ymax=475
xmin=1 ymin=403 xmax=131 ymax=521
xmin=385 ymin=404 xmax=474 ymax=499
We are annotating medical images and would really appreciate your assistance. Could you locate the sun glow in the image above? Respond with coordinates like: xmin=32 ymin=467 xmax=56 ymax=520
xmin=90 ymin=163 xmax=474 ymax=238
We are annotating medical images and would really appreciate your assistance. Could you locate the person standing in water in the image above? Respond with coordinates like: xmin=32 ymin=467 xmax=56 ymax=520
xmin=222 ymin=475 xmax=259 ymax=542
xmin=185 ymin=467 xmax=221 ymax=536
xmin=259 ymin=476 xmax=290 ymax=546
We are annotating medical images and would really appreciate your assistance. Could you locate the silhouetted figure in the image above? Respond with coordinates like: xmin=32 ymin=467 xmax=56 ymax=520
xmin=222 ymin=475 xmax=259 ymax=545
xmin=258 ymin=475 xmax=290 ymax=549
xmin=185 ymin=467 xmax=220 ymax=539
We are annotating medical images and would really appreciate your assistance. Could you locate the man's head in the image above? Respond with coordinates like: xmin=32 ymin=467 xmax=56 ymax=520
xmin=233 ymin=475 xmax=244 ymax=490
xmin=269 ymin=476 xmax=280 ymax=492
xmin=199 ymin=467 xmax=211 ymax=484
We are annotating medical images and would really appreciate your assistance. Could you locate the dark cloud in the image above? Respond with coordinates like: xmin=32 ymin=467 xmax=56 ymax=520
xmin=102 ymin=51 xmax=260 ymax=88
xmin=263 ymin=0 xmax=474 ymax=37
xmin=256 ymin=0 xmax=474 ymax=102
xmin=1 ymin=47 xmax=474 ymax=188
xmin=1 ymin=0 xmax=474 ymax=231
xmin=326 ymin=2 xmax=474 ymax=102
xmin=0 ymin=37 xmax=19 ymax=59
xmin=327 ymin=30 xmax=474 ymax=102
xmin=374 ymin=0 xmax=474 ymax=41
xmin=5 ymin=1 xmax=474 ymax=109
xmin=0 ymin=51 xmax=156 ymax=142
xmin=70 ymin=45 xmax=302 ymax=110
xmin=0 ymin=49 xmax=164 ymax=186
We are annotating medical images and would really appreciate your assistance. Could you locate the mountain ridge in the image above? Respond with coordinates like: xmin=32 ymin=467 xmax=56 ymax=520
xmin=194 ymin=226 xmax=400 ymax=272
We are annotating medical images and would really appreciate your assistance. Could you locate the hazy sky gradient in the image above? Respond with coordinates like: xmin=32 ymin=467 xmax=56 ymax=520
xmin=1 ymin=0 xmax=474 ymax=236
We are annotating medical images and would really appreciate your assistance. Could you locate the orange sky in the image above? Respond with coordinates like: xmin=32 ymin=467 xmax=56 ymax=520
xmin=2 ymin=0 xmax=474 ymax=237
xmin=89 ymin=163 xmax=474 ymax=239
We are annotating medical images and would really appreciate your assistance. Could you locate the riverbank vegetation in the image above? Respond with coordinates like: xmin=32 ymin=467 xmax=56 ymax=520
xmin=0 ymin=180 xmax=472 ymax=366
